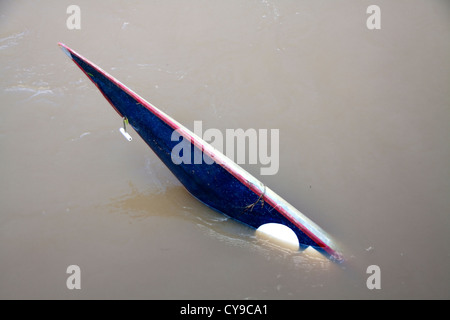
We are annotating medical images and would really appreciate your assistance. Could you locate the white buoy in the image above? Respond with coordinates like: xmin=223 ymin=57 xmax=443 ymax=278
xmin=256 ymin=223 xmax=300 ymax=250
xmin=119 ymin=127 xmax=132 ymax=141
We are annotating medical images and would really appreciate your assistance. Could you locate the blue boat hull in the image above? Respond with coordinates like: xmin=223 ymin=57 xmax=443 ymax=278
xmin=59 ymin=43 xmax=343 ymax=262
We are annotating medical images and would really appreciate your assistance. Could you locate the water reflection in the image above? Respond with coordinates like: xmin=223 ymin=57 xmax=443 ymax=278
xmin=107 ymin=182 xmax=333 ymax=272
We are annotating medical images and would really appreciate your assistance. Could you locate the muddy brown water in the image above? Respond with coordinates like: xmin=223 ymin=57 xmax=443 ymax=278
xmin=1 ymin=0 xmax=449 ymax=299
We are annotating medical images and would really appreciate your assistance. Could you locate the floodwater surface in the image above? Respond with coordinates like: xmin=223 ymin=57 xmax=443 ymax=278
xmin=1 ymin=0 xmax=449 ymax=299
